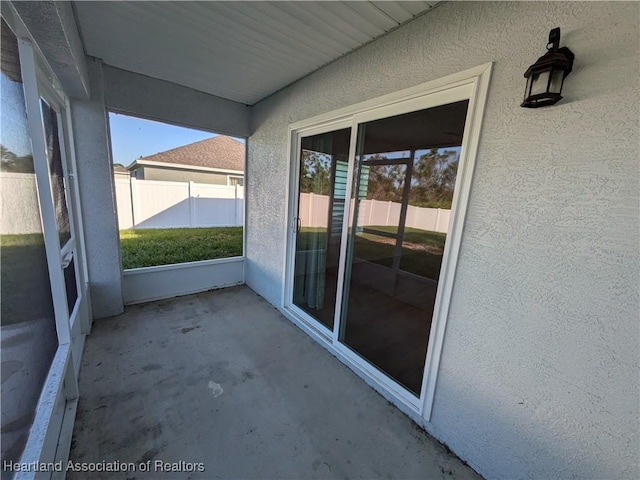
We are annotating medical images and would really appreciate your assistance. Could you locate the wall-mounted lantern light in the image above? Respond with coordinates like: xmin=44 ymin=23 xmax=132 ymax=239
xmin=521 ymin=27 xmax=575 ymax=108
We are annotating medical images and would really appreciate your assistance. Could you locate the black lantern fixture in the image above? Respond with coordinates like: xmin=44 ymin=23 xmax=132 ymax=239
xmin=521 ymin=27 xmax=575 ymax=108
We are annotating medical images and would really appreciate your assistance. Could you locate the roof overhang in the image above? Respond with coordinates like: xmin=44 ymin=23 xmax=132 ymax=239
xmin=73 ymin=1 xmax=440 ymax=106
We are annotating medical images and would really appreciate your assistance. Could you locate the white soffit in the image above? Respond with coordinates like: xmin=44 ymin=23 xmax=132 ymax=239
xmin=73 ymin=1 xmax=438 ymax=105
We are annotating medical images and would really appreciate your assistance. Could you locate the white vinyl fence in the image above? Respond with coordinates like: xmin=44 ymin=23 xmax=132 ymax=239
xmin=115 ymin=178 xmax=243 ymax=230
xmin=299 ymin=192 xmax=450 ymax=233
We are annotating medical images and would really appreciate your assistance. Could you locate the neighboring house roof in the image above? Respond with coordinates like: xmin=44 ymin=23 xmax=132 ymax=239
xmin=128 ymin=136 xmax=244 ymax=173
xmin=113 ymin=164 xmax=129 ymax=174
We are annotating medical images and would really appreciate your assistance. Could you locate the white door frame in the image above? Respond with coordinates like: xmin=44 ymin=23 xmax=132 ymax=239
xmin=37 ymin=71 xmax=91 ymax=376
xmin=282 ymin=63 xmax=493 ymax=420
xmin=282 ymin=118 xmax=354 ymax=342
xmin=12 ymin=31 xmax=90 ymax=477
xmin=61 ymin=93 xmax=93 ymax=338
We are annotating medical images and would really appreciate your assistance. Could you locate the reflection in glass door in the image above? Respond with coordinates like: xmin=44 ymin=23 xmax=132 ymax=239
xmin=292 ymin=128 xmax=351 ymax=330
xmin=340 ymin=101 xmax=469 ymax=396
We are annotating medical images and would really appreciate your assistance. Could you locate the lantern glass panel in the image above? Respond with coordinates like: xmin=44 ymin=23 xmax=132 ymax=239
xmin=531 ymin=69 xmax=551 ymax=96
xmin=549 ymin=69 xmax=564 ymax=95
xmin=524 ymin=75 xmax=533 ymax=101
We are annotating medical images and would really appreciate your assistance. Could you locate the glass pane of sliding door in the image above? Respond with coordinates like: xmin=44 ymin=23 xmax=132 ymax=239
xmin=340 ymin=101 xmax=469 ymax=396
xmin=293 ymin=128 xmax=351 ymax=330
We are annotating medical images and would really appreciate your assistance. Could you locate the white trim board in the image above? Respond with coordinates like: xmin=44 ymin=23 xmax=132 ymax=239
xmin=420 ymin=63 xmax=493 ymax=419
xmin=289 ymin=63 xmax=492 ymax=132
xmin=281 ymin=63 xmax=493 ymax=423
xmin=14 ymin=345 xmax=70 ymax=480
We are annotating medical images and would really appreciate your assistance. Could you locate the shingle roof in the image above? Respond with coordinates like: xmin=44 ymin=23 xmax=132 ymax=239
xmin=113 ymin=164 xmax=129 ymax=173
xmin=135 ymin=136 xmax=244 ymax=171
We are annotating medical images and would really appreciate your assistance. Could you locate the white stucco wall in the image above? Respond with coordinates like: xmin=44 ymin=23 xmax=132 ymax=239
xmin=246 ymin=2 xmax=639 ymax=479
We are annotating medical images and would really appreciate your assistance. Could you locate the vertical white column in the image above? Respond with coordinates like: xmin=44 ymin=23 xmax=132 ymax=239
xmin=130 ymin=177 xmax=140 ymax=229
xmin=189 ymin=181 xmax=196 ymax=227
xmin=308 ymin=192 xmax=314 ymax=227
xmin=234 ymin=184 xmax=240 ymax=226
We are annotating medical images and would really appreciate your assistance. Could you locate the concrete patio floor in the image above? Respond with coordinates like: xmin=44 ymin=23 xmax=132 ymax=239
xmin=69 ymin=285 xmax=482 ymax=479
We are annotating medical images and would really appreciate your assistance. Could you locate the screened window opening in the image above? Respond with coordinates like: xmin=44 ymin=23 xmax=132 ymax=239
xmin=108 ymin=113 xmax=245 ymax=269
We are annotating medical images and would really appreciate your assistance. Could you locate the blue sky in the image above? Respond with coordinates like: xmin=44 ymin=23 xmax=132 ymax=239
xmin=108 ymin=113 xmax=244 ymax=166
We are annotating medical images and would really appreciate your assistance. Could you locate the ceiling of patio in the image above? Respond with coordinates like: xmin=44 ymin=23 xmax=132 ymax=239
xmin=73 ymin=1 xmax=439 ymax=106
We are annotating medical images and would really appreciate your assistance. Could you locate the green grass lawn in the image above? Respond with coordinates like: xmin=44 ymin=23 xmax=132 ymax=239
xmin=1 ymin=234 xmax=56 ymax=325
xmin=354 ymin=236 xmax=444 ymax=280
xmin=356 ymin=226 xmax=447 ymax=280
xmin=361 ymin=225 xmax=446 ymax=250
xmin=120 ymin=227 xmax=243 ymax=269
xmin=297 ymin=226 xmax=447 ymax=280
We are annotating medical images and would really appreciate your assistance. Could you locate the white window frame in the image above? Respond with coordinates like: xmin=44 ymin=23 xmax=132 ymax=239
xmin=282 ymin=63 xmax=492 ymax=421
xmin=227 ymin=174 xmax=244 ymax=186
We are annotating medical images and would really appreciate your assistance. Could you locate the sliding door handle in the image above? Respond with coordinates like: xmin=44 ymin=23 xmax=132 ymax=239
xmin=61 ymin=250 xmax=73 ymax=269
xmin=296 ymin=217 xmax=301 ymax=233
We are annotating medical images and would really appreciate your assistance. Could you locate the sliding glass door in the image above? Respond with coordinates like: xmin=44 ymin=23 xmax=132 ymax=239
xmin=285 ymin=72 xmax=489 ymax=410
xmin=340 ymin=101 xmax=468 ymax=395
xmin=292 ymin=127 xmax=351 ymax=331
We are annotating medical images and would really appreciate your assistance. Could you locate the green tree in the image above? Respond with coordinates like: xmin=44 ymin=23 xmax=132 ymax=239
xmin=300 ymin=150 xmax=332 ymax=195
xmin=410 ymin=148 xmax=459 ymax=209
xmin=0 ymin=145 xmax=34 ymax=173
xmin=363 ymin=155 xmax=404 ymax=202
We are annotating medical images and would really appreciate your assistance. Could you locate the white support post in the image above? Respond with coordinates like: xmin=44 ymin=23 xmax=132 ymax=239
xmin=386 ymin=201 xmax=392 ymax=226
xmin=130 ymin=177 xmax=139 ymax=229
xmin=189 ymin=181 xmax=196 ymax=227
xmin=308 ymin=192 xmax=314 ymax=227
xmin=234 ymin=184 xmax=240 ymax=226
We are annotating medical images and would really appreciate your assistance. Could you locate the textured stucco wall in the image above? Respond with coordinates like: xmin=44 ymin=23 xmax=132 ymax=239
xmin=70 ymin=58 xmax=124 ymax=319
xmin=103 ymin=65 xmax=251 ymax=138
xmin=246 ymin=2 xmax=639 ymax=478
